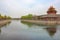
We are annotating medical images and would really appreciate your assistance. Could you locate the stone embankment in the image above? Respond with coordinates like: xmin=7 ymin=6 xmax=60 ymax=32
xmin=21 ymin=20 xmax=60 ymax=26
xmin=0 ymin=20 xmax=11 ymax=26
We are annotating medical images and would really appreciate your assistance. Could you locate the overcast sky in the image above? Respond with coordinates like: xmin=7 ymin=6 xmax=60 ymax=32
xmin=0 ymin=0 xmax=60 ymax=18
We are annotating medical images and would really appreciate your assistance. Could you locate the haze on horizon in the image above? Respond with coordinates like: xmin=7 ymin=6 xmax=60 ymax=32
xmin=0 ymin=0 xmax=60 ymax=18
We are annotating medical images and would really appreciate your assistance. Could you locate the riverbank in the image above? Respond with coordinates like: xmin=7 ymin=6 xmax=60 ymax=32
xmin=21 ymin=20 xmax=60 ymax=26
xmin=0 ymin=20 xmax=11 ymax=27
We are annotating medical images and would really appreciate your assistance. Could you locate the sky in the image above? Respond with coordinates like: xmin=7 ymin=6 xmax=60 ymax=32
xmin=0 ymin=0 xmax=60 ymax=18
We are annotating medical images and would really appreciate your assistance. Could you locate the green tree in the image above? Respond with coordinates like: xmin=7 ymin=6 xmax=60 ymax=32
xmin=21 ymin=14 xmax=33 ymax=20
xmin=7 ymin=16 xmax=11 ymax=19
xmin=0 ymin=14 xmax=4 ymax=19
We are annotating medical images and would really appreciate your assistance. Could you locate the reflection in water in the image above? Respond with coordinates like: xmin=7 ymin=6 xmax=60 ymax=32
xmin=0 ymin=21 xmax=11 ymax=33
xmin=45 ymin=26 xmax=56 ymax=37
xmin=21 ymin=21 xmax=34 ymax=27
xmin=21 ymin=21 xmax=57 ymax=37
xmin=0 ymin=20 xmax=59 ymax=40
xmin=21 ymin=21 xmax=47 ymax=27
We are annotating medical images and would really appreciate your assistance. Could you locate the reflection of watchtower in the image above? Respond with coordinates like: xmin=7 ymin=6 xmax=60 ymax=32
xmin=47 ymin=6 xmax=57 ymax=15
xmin=46 ymin=27 xmax=56 ymax=37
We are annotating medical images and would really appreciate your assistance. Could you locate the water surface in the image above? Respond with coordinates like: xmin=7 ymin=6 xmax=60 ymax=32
xmin=0 ymin=20 xmax=60 ymax=40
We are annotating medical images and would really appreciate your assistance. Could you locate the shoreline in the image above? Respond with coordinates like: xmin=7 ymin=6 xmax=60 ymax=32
xmin=0 ymin=20 xmax=11 ymax=27
xmin=21 ymin=20 xmax=60 ymax=26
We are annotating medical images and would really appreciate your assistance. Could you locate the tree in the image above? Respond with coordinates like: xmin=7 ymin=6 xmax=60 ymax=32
xmin=0 ymin=14 xmax=3 ymax=20
xmin=7 ymin=16 xmax=11 ymax=19
xmin=21 ymin=14 xmax=33 ymax=19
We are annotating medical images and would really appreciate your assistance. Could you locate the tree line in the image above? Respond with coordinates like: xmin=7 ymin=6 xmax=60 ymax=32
xmin=21 ymin=14 xmax=33 ymax=20
xmin=0 ymin=14 xmax=11 ymax=20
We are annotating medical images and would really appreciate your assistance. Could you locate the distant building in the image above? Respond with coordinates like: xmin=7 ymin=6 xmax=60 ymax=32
xmin=33 ymin=6 xmax=60 ymax=21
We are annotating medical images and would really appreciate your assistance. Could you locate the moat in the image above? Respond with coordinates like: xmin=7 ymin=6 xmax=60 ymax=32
xmin=0 ymin=20 xmax=60 ymax=40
